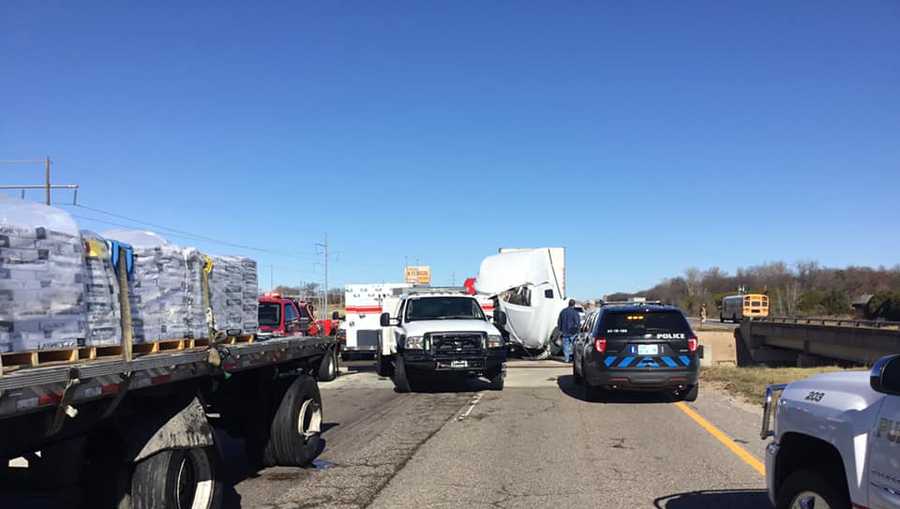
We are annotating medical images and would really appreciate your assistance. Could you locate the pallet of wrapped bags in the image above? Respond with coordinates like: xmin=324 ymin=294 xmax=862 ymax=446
xmin=81 ymin=230 xmax=122 ymax=347
xmin=101 ymin=229 xmax=201 ymax=343
xmin=0 ymin=197 xmax=87 ymax=354
xmin=239 ymin=257 xmax=258 ymax=333
xmin=209 ymin=255 xmax=244 ymax=335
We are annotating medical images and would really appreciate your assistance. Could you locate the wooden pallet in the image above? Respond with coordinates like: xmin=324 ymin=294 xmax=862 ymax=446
xmin=224 ymin=334 xmax=255 ymax=345
xmin=0 ymin=336 xmax=223 ymax=375
xmin=132 ymin=338 xmax=189 ymax=356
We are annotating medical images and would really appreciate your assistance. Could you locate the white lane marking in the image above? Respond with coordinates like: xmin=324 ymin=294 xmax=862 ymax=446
xmin=458 ymin=392 xmax=483 ymax=421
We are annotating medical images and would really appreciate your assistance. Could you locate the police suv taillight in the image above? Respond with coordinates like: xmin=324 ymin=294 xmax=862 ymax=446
xmin=594 ymin=337 xmax=607 ymax=353
xmin=687 ymin=336 xmax=698 ymax=352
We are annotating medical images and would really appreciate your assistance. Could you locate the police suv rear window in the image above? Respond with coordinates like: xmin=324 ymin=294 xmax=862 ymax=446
xmin=600 ymin=311 xmax=691 ymax=338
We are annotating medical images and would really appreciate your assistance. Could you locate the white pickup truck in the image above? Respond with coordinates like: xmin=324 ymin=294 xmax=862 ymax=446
xmin=377 ymin=291 xmax=508 ymax=392
xmin=762 ymin=354 xmax=900 ymax=509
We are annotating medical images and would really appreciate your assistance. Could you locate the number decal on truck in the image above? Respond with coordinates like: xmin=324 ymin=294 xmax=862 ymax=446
xmin=804 ymin=391 xmax=825 ymax=402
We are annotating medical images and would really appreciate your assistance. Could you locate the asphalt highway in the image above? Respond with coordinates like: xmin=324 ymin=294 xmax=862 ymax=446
xmin=230 ymin=360 xmax=770 ymax=509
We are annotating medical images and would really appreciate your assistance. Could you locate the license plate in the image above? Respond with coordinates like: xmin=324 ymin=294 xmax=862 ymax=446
xmin=637 ymin=344 xmax=659 ymax=356
xmin=450 ymin=360 xmax=468 ymax=368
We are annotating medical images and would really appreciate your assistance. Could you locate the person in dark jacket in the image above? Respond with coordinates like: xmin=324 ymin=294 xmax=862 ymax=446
xmin=557 ymin=299 xmax=581 ymax=363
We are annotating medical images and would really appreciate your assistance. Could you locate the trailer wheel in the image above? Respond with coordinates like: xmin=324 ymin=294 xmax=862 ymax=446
xmin=266 ymin=375 xmax=323 ymax=466
xmin=131 ymin=447 xmax=222 ymax=509
xmin=317 ymin=348 xmax=338 ymax=382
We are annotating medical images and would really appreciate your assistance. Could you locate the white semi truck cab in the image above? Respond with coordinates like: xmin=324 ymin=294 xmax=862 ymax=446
xmin=761 ymin=354 xmax=900 ymax=509
xmin=376 ymin=290 xmax=508 ymax=392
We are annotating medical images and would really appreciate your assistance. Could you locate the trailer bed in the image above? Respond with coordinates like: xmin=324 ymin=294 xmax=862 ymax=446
xmin=0 ymin=335 xmax=334 ymax=422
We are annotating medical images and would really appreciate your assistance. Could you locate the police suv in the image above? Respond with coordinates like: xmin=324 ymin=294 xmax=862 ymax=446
xmin=761 ymin=354 xmax=900 ymax=509
xmin=572 ymin=303 xmax=701 ymax=401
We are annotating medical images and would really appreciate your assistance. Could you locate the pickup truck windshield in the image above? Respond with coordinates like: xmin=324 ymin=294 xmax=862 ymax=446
xmin=405 ymin=297 xmax=485 ymax=322
xmin=258 ymin=303 xmax=281 ymax=327
xmin=600 ymin=311 xmax=691 ymax=337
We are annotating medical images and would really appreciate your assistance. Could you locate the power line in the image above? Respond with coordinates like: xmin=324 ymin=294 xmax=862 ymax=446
xmin=70 ymin=212 xmax=319 ymax=263
xmin=65 ymin=203 xmax=319 ymax=261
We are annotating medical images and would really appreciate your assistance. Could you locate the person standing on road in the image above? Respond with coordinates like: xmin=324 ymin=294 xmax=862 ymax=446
xmin=557 ymin=299 xmax=581 ymax=363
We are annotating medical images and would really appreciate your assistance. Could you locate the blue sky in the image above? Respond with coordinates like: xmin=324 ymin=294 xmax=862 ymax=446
xmin=2 ymin=2 xmax=899 ymax=298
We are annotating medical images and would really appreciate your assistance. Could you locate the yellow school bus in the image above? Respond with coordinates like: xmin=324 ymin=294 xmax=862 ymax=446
xmin=721 ymin=293 xmax=769 ymax=322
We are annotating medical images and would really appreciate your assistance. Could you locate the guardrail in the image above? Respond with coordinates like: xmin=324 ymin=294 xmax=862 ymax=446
xmin=756 ymin=316 xmax=900 ymax=330
xmin=736 ymin=316 xmax=900 ymax=366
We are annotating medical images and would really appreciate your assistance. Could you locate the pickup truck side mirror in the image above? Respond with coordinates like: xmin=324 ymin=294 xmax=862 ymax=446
xmin=495 ymin=310 xmax=507 ymax=327
xmin=870 ymin=354 xmax=900 ymax=396
xmin=380 ymin=312 xmax=392 ymax=327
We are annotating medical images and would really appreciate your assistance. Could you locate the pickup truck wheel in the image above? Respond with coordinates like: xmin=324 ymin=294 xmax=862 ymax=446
xmin=266 ymin=376 xmax=323 ymax=466
xmin=376 ymin=349 xmax=393 ymax=377
xmin=488 ymin=370 xmax=504 ymax=391
xmin=393 ymin=356 xmax=413 ymax=393
xmin=131 ymin=447 xmax=222 ymax=509
xmin=317 ymin=349 xmax=338 ymax=382
xmin=776 ymin=469 xmax=849 ymax=509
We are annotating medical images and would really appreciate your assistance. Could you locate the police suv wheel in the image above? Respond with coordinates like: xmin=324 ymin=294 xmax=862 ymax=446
xmin=776 ymin=469 xmax=849 ymax=509
xmin=586 ymin=385 xmax=607 ymax=402
xmin=572 ymin=361 xmax=583 ymax=385
xmin=131 ymin=447 xmax=222 ymax=509
xmin=681 ymin=384 xmax=699 ymax=402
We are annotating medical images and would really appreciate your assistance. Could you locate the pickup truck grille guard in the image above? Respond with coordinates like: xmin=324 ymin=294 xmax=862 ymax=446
xmin=428 ymin=332 xmax=485 ymax=357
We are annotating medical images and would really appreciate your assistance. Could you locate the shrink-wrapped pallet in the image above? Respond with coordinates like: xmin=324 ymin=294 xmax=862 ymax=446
xmin=102 ymin=230 xmax=203 ymax=342
xmin=184 ymin=248 xmax=207 ymax=339
xmin=81 ymin=230 xmax=121 ymax=347
xmin=209 ymin=255 xmax=244 ymax=334
xmin=0 ymin=197 xmax=86 ymax=353
xmin=238 ymin=257 xmax=258 ymax=333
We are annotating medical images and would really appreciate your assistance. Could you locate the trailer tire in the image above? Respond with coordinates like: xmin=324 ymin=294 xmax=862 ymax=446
xmin=393 ymin=356 xmax=413 ymax=393
xmin=265 ymin=375 xmax=323 ymax=467
xmin=317 ymin=348 xmax=338 ymax=382
xmin=131 ymin=447 xmax=222 ymax=509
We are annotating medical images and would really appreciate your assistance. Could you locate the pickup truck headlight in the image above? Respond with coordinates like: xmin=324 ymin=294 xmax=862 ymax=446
xmin=404 ymin=335 xmax=425 ymax=350
xmin=487 ymin=334 xmax=504 ymax=348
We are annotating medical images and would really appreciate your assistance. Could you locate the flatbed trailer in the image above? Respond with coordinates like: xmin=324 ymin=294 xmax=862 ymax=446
xmin=0 ymin=334 xmax=340 ymax=509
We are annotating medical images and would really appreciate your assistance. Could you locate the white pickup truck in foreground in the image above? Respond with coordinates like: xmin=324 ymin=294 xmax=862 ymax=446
xmin=762 ymin=354 xmax=900 ymax=509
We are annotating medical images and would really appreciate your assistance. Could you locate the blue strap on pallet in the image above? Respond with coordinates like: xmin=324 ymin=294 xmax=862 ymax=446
xmin=106 ymin=240 xmax=134 ymax=279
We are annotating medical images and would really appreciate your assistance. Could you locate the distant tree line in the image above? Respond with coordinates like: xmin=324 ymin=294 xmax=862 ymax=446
xmin=605 ymin=261 xmax=900 ymax=319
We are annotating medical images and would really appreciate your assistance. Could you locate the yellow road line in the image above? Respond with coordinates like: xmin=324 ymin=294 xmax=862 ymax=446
xmin=674 ymin=401 xmax=766 ymax=476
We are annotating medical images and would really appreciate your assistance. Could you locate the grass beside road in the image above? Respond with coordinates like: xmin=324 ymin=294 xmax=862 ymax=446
xmin=701 ymin=365 xmax=860 ymax=405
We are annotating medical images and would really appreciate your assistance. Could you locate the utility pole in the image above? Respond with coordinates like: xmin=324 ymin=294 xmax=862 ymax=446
xmin=316 ymin=234 xmax=329 ymax=321
xmin=44 ymin=157 xmax=51 ymax=205
xmin=270 ymin=265 xmax=274 ymax=291
xmin=0 ymin=157 xmax=78 ymax=204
